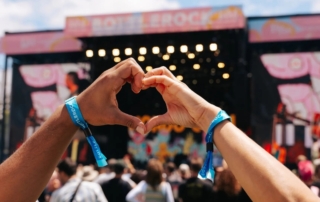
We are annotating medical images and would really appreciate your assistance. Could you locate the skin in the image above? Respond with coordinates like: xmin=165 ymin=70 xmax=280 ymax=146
xmin=142 ymin=67 xmax=320 ymax=202
xmin=0 ymin=62 xmax=318 ymax=201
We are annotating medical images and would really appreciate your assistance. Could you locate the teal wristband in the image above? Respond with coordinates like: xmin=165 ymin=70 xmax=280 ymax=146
xmin=65 ymin=96 xmax=107 ymax=167
xmin=198 ymin=110 xmax=230 ymax=181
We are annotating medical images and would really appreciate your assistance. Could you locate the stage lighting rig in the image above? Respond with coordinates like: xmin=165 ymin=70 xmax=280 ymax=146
xmin=112 ymin=49 xmax=120 ymax=56
xmin=177 ymin=75 xmax=183 ymax=81
xmin=114 ymin=57 xmax=121 ymax=63
xmin=196 ymin=44 xmax=203 ymax=52
xmin=139 ymin=47 xmax=147 ymax=55
xmin=167 ymin=46 xmax=174 ymax=53
xmin=223 ymin=73 xmax=230 ymax=79
xmin=86 ymin=50 xmax=94 ymax=58
xmin=152 ymin=46 xmax=160 ymax=54
xmin=125 ymin=48 xmax=132 ymax=56
xmin=180 ymin=45 xmax=188 ymax=53
xmin=138 ymin=56 xmax=145 ymax=62
xmin=98 ymin=49 xmax=106 ymax=57
xmin=218 ymin=62 xmax=225 ymax=68
xmin=188 ymin=53 xmax=195 ymax=59
xmin=193 ymin=64 xmax=200 ymax=70
xmin=163 ymin=54 xmax=170 ymax=60
xmin=146 ymin=66 xmax=153 ymax=72
xmin=169 ymin=65 xmax=176 ymax=71
xmin=113 ymin=57 xmax=121 ymax=63
xmin=210 ymin=43 xmax=218 ymax=51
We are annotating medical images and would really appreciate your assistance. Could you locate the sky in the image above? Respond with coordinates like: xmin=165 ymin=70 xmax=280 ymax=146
xmin=0 ymin=0 xmax=320 ymax=68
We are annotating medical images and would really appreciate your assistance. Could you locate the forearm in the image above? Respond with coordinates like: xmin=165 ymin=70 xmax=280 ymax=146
xmin=0 ymin=105 xmax=77 ymax=202
xmin=202 ymin=106 xmax=319 ymax=202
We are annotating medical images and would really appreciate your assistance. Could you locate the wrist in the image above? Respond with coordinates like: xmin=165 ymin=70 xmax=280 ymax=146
xmin=198 ymin=104 xmax=221 ymax=132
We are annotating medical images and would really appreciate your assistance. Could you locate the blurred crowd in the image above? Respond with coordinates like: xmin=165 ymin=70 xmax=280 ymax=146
xmin=37 ymin=154 xmax=320 ymax=202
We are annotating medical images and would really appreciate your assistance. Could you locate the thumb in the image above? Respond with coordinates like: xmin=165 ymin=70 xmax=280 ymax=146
xmin=145 ymin=113 xmax=173 ymax=132
xmin=113 ymin=110 xmax=146 ymax=135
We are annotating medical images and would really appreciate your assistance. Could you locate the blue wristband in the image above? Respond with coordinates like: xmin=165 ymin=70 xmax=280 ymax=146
xmin=65 ymin=96 xmax=107 ymax=167
xmin=198 ymin=110 xmax=230 ymax=181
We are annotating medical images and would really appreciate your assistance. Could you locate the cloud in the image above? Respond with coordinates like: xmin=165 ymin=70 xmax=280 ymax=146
xmin=0 ymin=0 xmax=180 ymax=35
xmin=311 ymin=0 xmax=320 ymax=13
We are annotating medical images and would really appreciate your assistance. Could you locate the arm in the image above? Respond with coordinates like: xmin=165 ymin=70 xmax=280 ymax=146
xmin=126 ymin=181 xmax=146 ymax=202
xmin=0 ymin=58 xmax=146 ymax=202
xmin=142 ymin=67 xmax=319 ymax=202
xmin=165 ymin=182 xmax=174 ymax=202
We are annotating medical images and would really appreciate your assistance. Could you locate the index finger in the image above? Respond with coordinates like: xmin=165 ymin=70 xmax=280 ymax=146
xmin=115 ymin=58 xmax=145 ymax=93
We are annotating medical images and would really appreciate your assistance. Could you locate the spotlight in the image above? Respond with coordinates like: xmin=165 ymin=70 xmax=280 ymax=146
xmin=196 ymin=44 xmax=203 ymax=52
xmin=223 ymin=73 xmax=230 ymax=79
xmin=167 ymin=46 xmax=174 ymax=54
xmin=193 ymin=64 xmax=200 ymax=70
xmin=163 ymin=54 xmax=170 ymax=60
xmin=192 ymin=80 xmax=197 ymax=84
xmin=112 ymin=49 xmax=120 ymax=56
xmin=176 ymin=75 xmax=183 ymax=81
xmin=180 ymin=45 xmax=188 ymax=53
xmin=86 ymin=50 xmax=94 ymax=58
xmin=98 ymin=49 xmax=106 ymax=57
xmin=169 ymin=65 xmax=176 ymax=71
xmin=139 ymin=47 xmax=147 ymax=55
xmin=125 ymin=48 xmax=132 ymax=56
xmin=146 ymin=66 xmax=153 ymax=72
xmin=181 ymin=59 xmax=186 ymax=64
xmin=188 ymin=53 xmax=195 ymax=59
xmin=206 ymin=58 xmax=211 ymax=63
xmin=138 ymin=56 xmax=145 ymax=62
xmin=218 ymin=62 xmax=225 ymax=68
xmin=210 ymin=43 xmax=218 ymax=51
xmin=114 ymin=57 xmax=121 ymax=63
xmin=152 ymin=46 xmax=160 ymax=54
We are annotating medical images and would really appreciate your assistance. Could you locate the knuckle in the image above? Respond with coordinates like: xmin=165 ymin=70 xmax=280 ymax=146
xmin=126 ymin=119 xmax=135 ymax=128
xmin=127 ymin=57 xmax=136 ymax=64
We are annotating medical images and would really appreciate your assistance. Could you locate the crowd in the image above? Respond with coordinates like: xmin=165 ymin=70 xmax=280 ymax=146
xmin=39 ymin=154 xmax=253 ymax=202
xmin=37 ymin=152 xmax=320 ymax=202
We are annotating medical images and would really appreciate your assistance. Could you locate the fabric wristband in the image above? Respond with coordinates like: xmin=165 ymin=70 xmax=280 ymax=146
xmin=65 ymin=96 xmax=107 ymax=167
xmin=198 ymin=110 xmax=230 ymax=181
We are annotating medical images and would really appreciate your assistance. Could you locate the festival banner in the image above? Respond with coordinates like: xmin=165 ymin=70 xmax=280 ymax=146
xmin=65 ymin=6 xmax=245 ymax=37
xmin=0 ymin=31 xmax=82 ymax=55
xmin=249 ymin=15 xmax=320 ymax=43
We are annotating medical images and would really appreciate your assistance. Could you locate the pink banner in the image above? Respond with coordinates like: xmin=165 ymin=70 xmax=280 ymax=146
xmin=65 ymin=6 xmax=245 ymax=37
xmin=249 ymin=15 xmax=320 ymax=43
xmin=0 ymin=31 xmax=82 ymax=55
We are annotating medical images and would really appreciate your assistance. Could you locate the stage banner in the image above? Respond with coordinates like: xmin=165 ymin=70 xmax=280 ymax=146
xmin=249 ymin=15 xmax=320 ymax=43
xmin=251 ymin=52 xmax=320 ymax=164
xmin=0 ymin=31 xmax=82 ymax=55
xmin=65 ymin=6 xmax=245 ymax=37
xmin=10 ymin=63 xmax=91 ymax=163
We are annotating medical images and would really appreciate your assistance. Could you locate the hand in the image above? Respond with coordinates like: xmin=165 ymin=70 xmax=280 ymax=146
xmin=142 ymin=67 xmax=221 ymax=132
xmin=76 ymin=58 xmax=146 ymax=134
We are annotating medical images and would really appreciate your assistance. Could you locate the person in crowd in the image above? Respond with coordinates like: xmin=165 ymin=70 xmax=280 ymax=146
xmin=178 ymin=158 xmax=213 ymax=202
xmin=165 ymin=162 xmax=182 ymax=200
xmin=43 ymin=170 xmax=61 ymax=201
xmin=49 ymin=158 xmax=107 ymax=202
xmin=0 ymin=60 xmax=319 ymax=202
xmin=81 ymin=165 xmax=99 ymax=182
xmin=101 ymin=160 xmax=132 ymax=202
xmin=65 ymin=72 xmax=80 ymax=97
xmin=130 ymin=170 xmax=146 ymax=184
xmin=298 ymin=160 xmax=314 ymax=186
xmin=178 ymin=163 xmax=190 ymax=181
xmin=94 ymin=158 xmax=118 ymax=184
xmin=213 ymin=168 xmax=251 ymax=202
xmin=126 ymin=159 xmax=174 ymax=202
xmin=94 ymin=158 xmax=136 ymax=188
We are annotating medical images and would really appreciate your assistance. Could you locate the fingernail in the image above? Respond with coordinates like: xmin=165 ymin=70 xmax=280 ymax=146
xmin=136 ymin=125 xmax=144 ymax=135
